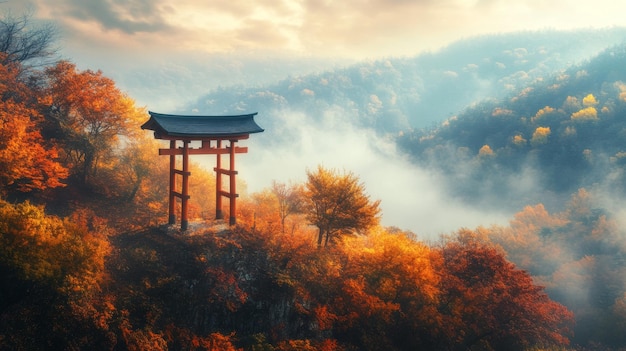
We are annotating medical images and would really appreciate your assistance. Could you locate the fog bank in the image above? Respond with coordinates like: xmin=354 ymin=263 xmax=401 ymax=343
xmin=204 ymin=108 xmax=511 ymax=238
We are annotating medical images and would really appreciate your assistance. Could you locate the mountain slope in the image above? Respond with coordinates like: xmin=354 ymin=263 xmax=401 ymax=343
xmin=185 ymin=28 xmax=626 ymax=137
xmin=397 ymin=44 xmax=626 ymax=210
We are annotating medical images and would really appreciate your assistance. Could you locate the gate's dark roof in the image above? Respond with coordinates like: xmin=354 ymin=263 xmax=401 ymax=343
xmin=141 ymin=111 xmax=264 ymax=138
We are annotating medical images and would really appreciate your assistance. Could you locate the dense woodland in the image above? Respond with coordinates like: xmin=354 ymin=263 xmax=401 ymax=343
xmin=397 ymin=45 xmax=626 ymax=208
xmin=1 ymin=12 xmax=626 ymax=351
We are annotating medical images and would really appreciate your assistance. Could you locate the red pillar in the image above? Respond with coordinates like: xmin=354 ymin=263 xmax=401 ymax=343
xmin=215 ymin=139 xmax=224 ymax=220
xmin=229 ymin=139 xmax=237 ymax=225
xmin=181 ymin=140 xmax=190 ymax=230
xmin=168 ymin=140 xmax=176 ymax=225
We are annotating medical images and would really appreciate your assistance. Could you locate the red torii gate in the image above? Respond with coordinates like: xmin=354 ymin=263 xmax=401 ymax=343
xmin=141 ymin=111 xmax=264 ymax=230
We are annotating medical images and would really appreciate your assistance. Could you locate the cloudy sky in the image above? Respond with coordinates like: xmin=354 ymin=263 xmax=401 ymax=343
xmin=3 ymin=0 xmax=624 ymax=110
xmin=4 ymin=0 xmax=624 ymax=111
xmin=7 ymin=0 xmax=626 ymax=70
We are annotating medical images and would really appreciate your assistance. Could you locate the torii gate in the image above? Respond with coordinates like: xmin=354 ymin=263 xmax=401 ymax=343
xmin=141 ymin=111 xmax=264 ymax=230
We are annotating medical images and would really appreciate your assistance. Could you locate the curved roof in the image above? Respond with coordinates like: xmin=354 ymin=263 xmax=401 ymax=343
xmin=141 ymin=111 xmax=264 ymax=138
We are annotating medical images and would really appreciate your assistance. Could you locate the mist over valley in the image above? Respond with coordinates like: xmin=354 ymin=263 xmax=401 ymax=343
xmin=153 ymin=28 xmax=626 ymax=237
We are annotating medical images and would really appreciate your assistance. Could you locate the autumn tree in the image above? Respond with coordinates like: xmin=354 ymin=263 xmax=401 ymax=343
xmin=271 ymin=180 xmax=305 ymax=234
xmin=463 ymin=188 xmax=626 ymax=348
xmin=117 ymin=139 xmax=156 ymax=202
xmin=331 ymin=229 xmax=441 ymax=350
xmin=41 ymin=60 xmax=145 ymax=189
xmin=238 ymin=188 xmax=281 ymax=232
xmin=304 ymin=166 xmax=380 ymax=247
xmin=485 ymin=204 xmax=568 ymax=276
xmin=571 ymin=106 xmax=598 ymax=121
xmin=437 ymin=230 xmax=574 ymax=350
xmin=0 ymin=201 xmax=108 ymax=293
xmin=101 ymin=136 xmax=170 ymax=228
xmin=530 ymin=126 xmax=551 ymax=146
xmin=0 ymin=11 xmax=57 ymax=67
xmin=0 ymin=55 xmax=67 ymax=194
xmin=164 ymin=327 xmax=242 ymax=351
xmin=0 ymin=200 xmax=112 ymax=349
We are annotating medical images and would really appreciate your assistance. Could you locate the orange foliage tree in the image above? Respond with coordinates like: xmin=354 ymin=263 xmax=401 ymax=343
xmin=481 ymin=189 xmax=626 ymax=347
xmin=437 ymin=230 xmax=574 ymax=350
xmin=41 ymin=60 xmax=145 ymax=189
xmin=237 ymin=189 xmax=277 ymax=232
xmin=0 ymin=55 xmax=67 ymax=193
xmin=332 ymin=229 xmax=441 ymax=350
xmin=489 ymin=203 xmax=568 ymax=276
xmin=274 ymin=226 xmax=442 ymax=350
xmin=304 ymin=166 xmax=380 ymax=247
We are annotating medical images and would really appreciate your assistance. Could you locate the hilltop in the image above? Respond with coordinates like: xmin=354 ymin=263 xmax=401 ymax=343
xmin=185 ymin=28 xmax=626 ymax=136
xmin=397 ymin=44 xmax=626 ymax=211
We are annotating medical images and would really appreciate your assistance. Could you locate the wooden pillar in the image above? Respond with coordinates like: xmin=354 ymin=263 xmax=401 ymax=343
xmin=168 ymin=140 xmax=176 ymax=225
xmin=215 ymin=139 xmax=224 ymax=220
xmin=229 ymin=139 xmax=237 ymax=225
xmin=181 ymin=140 xmax=190 ymax=231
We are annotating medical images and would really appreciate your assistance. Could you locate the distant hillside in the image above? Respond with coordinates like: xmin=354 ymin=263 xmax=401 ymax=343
xmin=186 ymin=28 xmax=626 ymax=137
xmin=397 ymin=44 xmax=626 ymax=211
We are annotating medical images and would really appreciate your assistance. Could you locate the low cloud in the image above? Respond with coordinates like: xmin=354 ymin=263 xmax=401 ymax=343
xmin=210 ymin=107 xmax=511 ymax=239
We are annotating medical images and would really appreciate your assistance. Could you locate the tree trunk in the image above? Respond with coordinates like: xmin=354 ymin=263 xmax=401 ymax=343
xmin=281 ymin=216 xmax=286 ymax=234
xmin=124 ymin=178 xmax=142 ymax=202
xmin=317 ymin=227 xmax=324 ymax=248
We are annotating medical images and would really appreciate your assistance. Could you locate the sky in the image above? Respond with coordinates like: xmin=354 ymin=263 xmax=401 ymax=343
xmin=4 ymin=0 xmax=625 ymax=110
xmin=4 ymin=0 xmax=626 ymax=236
xmin=6 ymin=0 xmax=626 ymax=89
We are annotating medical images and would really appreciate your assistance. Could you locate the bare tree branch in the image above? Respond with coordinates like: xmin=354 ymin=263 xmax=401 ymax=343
xmin=0 ymin=10 xmax=58 ymax=67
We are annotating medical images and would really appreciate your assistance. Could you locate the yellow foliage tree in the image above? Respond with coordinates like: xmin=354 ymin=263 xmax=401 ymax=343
xmin=512 ymin=134 xmax=527 ymax=146
xmin=562 ymin=96 xmax=581 ymax=113
xmin=582 ymin=93 xmax=598 ymax=107
xmin=531 ymin=106 xmax=556 ymax=123
xmin=571 ymin=106 xmax=598 ymax=121
xmin=305 ymin=166 xmax=381 ymax=247
xmin=187 ymin=162 xmax=217 ymax=220
xmin=250 ymin=189 xmax=282 ymax=233
xmin=271 ymin=180 xmax=305 ymax=234
xmin=530 ymin=126 xmax=551 ymax=146
xmin=617 ymin=82 xmax=626 ymax=102
xmin=333 ymin=228 xmax=441 ymax=349
xmin=0 ymin=200 xmax=110 ymax=293
xmin=478 ymin=144 xmax=495 ymax=157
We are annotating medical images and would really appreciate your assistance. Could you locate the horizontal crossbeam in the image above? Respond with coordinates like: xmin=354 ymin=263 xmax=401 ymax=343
xmin=214 ymin=168 xmax=238 ymax=176
xmin=171 ymin=191 xmax=191 ymax=200
xmin=218 ymin=190 xmax=239 ymax=199
xmin=159 ymin=146 xmax=248 ymax=156
xmin=172 ymin=169 xmax=191 ymax=176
